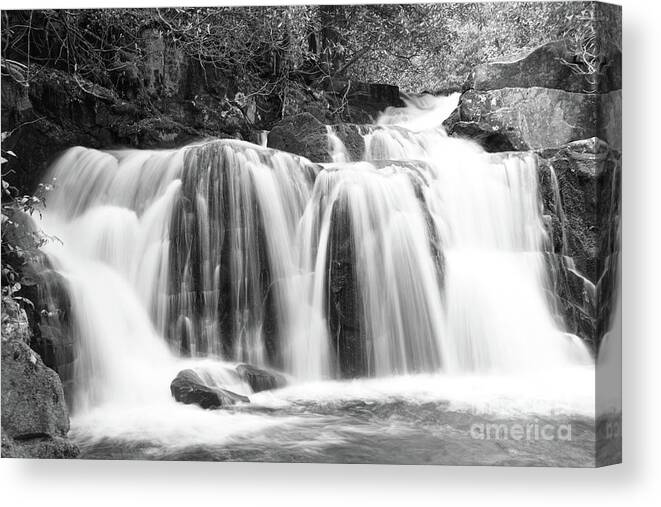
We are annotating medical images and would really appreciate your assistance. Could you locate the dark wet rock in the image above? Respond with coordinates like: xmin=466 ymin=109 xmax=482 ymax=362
xmin=445 ymin=87 xmax=621 ymax=151
xmin=536 ymin=138 xmax=621 ymax=350
xmin=331 ymin=124 xmax=366 ymax=161
xmin=545 ymin=253 xmax=598 ymax=349
xmin=537 ymin=138 xmax=621 ymax=281
xmin=442 ymin=111 xmax=515 ymax=153
xmin=267 ymin=113 xmax=330 ymax=162
xmin=1 ymin=339 xmax=78 ymax=458
xmin=1 ymin=67 xmax=188 ymax=193
xmin=236 ymin=364 xmax=287 ymax=393
xmin=22 ymin=268 xmax=77 ymax=396
xmin=165 ymin=140 xmax=321 ymax=367
xmin=326 ymin=194 xmax=365 ymax=378
xmin=344 ymin=82 xmax=406 ymax=123
xmin=170 ymin=369 xmax=249 ymax=409
xmin=267 ymin=113 xmax=365 ymax=163
xmin=464 ymin=40 xmax=622 ymax=94
xmin=316 ymin=78 xmax=404 ymax=123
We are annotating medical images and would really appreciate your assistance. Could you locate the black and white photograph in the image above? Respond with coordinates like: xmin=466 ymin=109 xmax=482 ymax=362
xmin=1 ymin=0 xmax=622 ymax=470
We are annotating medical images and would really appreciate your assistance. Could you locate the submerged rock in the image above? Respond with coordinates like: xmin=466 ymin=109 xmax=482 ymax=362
xmin=236 ymin=364 xmax=287 ymax=393
xmin=1 ymin=339 xmax=78 ymax=458
xmin=170 ymin=369 xmax=249 ymax=409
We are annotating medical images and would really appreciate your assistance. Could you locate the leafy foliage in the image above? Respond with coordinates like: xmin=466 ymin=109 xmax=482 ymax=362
xmin=1 ymin=3 xmax=621 ymax=96
xmin=1 ymin=134 xmax=54 ymax=307
xmin=341 ymin=2 xmax=621 ymax=92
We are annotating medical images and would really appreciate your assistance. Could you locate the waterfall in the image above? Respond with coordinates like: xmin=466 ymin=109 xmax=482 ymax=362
xmin=36 ymin=94 xmax=591 ymax=415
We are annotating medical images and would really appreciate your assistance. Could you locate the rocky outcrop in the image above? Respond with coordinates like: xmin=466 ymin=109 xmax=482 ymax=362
xmin=444 ymin=87 xmax=621 ymax=151
xmin=267 ymin=113 xmax=365 ymax=162
xmin=1 ymin=60 xmax=249 ymax=194
xmin=537 ymin=139 xmax=620 ymax=280
xmin=236 ymin=364 xmax=287 ymax=393
xmin=444 ymin=37 xmax=622 ymax=153
xmin=267 ymin=113 xmax=331 ymax=162
xmin=170 ymin=369 xmax=249 ymax=409
xmin=464 ymin=40 xmax=621 ymax=94
xmin=536 ymin=138 xmax=621 ymax=349
xmin=1 ymin=338 xmax=78 ymax=458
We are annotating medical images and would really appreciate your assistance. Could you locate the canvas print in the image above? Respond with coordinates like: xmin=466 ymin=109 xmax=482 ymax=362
xmin=1 ymin=2 xmax=621 ymax=466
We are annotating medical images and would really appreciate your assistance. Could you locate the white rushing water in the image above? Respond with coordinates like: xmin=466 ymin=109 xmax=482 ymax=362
xmin=35 ymin=93 xmax=594 ymax=451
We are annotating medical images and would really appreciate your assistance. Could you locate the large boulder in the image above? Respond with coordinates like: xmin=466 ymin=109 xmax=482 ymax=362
xmin=444 ymin=36 xmax=622 ymax=154
xmin=236 ymin=364 xmax=287 ymax=393
xmin=445 ymin=87 xmax=621 ymax=151
xmin=1 ymin=340 xmax=68 ymax=438
xmin=465 ymin=40 xmax=622 ymax=94
xmin=1 ymin=339 xmax=78 ymax=458
xmin=170 ymin=369 xmax=249 ymax=409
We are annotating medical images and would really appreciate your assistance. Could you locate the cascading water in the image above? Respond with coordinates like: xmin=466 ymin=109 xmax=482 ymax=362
xmin=34 ymin=92 xmax=594 ymax=462
xmin=360 ymin=100 xmax=591 ymax=372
